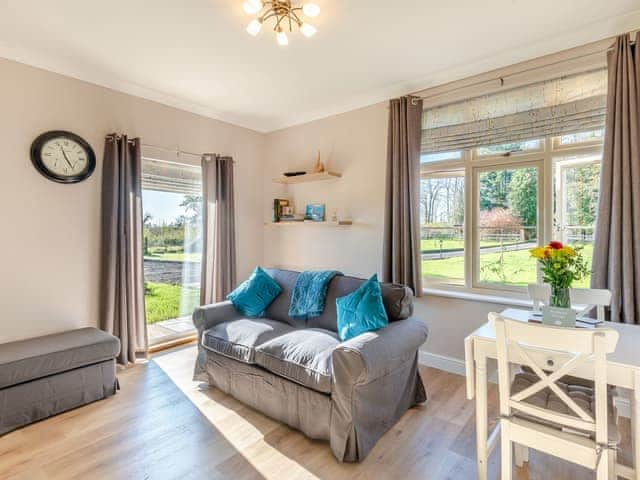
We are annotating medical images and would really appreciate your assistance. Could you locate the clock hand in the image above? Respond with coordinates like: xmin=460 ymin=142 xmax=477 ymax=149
xmin=60 ymin=147 xmax=74 ymax=170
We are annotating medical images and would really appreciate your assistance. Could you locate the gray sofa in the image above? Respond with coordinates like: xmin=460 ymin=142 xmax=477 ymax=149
xmin=193 ymin=268 xmax=428 ymax=462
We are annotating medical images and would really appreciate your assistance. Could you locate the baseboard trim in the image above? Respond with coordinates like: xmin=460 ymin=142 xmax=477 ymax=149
xmin=418 ymin=351 xmax=466 ymax=376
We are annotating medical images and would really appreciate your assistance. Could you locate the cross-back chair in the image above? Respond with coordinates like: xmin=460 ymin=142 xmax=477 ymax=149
xmin=570 ymin=288 xmax=613 ymax=322
xmin=491 ymin=312 xmax=620 ymax=479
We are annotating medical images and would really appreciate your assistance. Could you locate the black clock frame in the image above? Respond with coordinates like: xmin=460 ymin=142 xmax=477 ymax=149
xmin=30 ymin=130 xmax=96 ymax=184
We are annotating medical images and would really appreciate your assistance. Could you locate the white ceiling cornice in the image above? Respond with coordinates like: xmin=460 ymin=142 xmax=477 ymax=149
xmin=1 ymin=5 xmax=639 ymax=134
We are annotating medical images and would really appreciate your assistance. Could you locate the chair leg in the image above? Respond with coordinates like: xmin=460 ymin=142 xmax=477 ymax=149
xmin=596 ymin=448 xmax=610 ymax=480
xmin=608 ymin=449 xmax=617 ymax=480
xmin=514 ymin=444 xmax=529 ymax=467
xmin=501 ymin=420 xmax=513 ymax=480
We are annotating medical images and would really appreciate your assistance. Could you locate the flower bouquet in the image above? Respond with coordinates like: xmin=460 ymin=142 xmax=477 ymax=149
xmin=529 ymin=241 xmax=589 ymax=308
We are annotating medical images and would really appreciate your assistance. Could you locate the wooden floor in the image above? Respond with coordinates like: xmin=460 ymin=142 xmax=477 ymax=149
xmin=0 ymin=345 xmax=633 ymax=480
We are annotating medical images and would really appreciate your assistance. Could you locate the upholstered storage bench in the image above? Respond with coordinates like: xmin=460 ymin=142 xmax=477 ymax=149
xmin=0 ymin=327 xmax=120 ymax=435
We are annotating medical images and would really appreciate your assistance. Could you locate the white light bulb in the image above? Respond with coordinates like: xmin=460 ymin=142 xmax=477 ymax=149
xmin=276 ymin=30 xmax=289 ymax=46
xmin=302 ymin=3 xmax=320 ymax=18
xmin=246 ymin=19 xmax=262 ymax=36
xmin=242 ymin=0 xmax=263 ymax=14
xmin=300 ymin=23 xmax=317 ymax=38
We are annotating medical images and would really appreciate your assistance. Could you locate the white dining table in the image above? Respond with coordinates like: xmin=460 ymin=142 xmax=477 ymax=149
xmin=464 ymin=308 xmax=640 ymax=480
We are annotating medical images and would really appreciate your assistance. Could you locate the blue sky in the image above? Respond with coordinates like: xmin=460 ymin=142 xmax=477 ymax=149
xmin=142 ymin=190 xmax=187 ymax=225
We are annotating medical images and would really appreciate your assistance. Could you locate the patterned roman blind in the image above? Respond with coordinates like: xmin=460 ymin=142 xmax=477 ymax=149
xmin=421 ymin=69 xmax=607 ymax=153
xmin=141 ymin=158 xmax=202 ymax=195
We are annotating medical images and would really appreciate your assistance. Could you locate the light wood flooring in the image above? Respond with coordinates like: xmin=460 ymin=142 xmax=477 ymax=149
xmin=0 ymin=345 xmax=633 ymax=480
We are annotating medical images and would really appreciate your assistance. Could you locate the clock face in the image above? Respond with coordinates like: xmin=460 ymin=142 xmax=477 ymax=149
xmin=30 ymin=131 xmax=96 ymax=183
xmin=41 ymin=138 xmax=89 ymax=178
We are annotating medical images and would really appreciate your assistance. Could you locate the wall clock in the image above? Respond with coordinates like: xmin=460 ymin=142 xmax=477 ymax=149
xmin=30 ymin=130 xmax=96 ymax=184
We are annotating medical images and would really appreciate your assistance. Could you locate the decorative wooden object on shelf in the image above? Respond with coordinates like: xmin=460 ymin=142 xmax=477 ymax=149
xmin=272 ymin=171 xmax=342 ymax=184
xmin=312 ymin=150 xmax=325 ymax=173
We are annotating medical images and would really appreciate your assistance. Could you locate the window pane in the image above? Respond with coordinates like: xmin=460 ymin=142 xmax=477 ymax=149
xmin=421 ymin=151 xmax=462 ymax=163
xmin=554 ymin=155 xmax=601 ymax=287
xmin=477 ymin=139 xmax=541 ymax=156
xmin=477 ymin=166 xmax=538 ymax=287
xmin=420 ymin=174 xmax=465 ymax=284
xmin=142 ymin=162 xmax=202 ymax=345
xmin=559 ymin=129 xmax=604 ymax=145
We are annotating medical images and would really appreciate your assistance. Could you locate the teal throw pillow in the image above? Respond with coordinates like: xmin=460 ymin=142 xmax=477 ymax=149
xmin=336 ymin=274 xmax=389 ymax=341
xmin=226 ymin=267 xmax=282 ymax=317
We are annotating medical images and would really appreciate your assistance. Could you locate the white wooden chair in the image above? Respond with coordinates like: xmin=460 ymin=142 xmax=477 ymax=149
xmin=571 ymin=288 xmax=612 ymax=322
xmin=527 ymin=283 xmax=551 ymax=313
xmin=491 ymin=312 xmax=620 ymax=479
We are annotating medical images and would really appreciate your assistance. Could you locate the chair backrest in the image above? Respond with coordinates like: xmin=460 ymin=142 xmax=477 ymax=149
xmin=570 ymin=288 xmax=612 ymax=322
xmin=491 ymin=312 xmax=619 ymax=447
xmin=527 ymin=283 xmax=551 ymax=313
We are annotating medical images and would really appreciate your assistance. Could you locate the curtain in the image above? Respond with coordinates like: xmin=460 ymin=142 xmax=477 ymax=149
xmin=100 ymin=134 xmax=147 ymax=364
xmin=592 ymin=33 xmax=640 ymax=324
xmin=200 ymin=154 xmax=236 ymax=305
xmin=383 ymin=96 xmax=423 ymax=296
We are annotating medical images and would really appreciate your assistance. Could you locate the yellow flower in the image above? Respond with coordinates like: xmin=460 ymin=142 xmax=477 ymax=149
xmin=561 ymin=246 xmax=577 ymax=257
xmin=553 ymin=263 xmax=561 ymax=269
xmin=530 ymin=247 xmax=549 ymax=259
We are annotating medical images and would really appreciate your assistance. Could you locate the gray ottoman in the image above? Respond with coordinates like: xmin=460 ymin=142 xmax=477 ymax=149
xmin=0 ymin=327 xmax=120 ymax=435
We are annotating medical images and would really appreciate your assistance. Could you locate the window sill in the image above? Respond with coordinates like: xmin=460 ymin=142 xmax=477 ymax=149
xmin=422 ymin=286 xmax=533 ymax=308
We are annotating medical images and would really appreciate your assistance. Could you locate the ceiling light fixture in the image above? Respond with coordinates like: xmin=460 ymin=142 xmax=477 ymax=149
xmin=242 ymin=1 xmax=320 ymax=45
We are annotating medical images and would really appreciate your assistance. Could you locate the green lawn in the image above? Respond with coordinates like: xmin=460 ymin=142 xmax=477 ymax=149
xmin=423 ymin=244 xmax=594 ymax=288
xmin=144 ymin=282 xmax=200 ymax=324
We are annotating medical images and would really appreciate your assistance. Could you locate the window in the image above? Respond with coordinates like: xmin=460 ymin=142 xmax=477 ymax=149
xmin=420 ymin=68 xmax=606 ymax=295
xmin=420 ymin=170 xmax=465 ymax=285
xmin=475 ymin=163 xmax=540 ymax=288
xmin=421 ymin=134 xmax=603 ymax=294
xmin=142 ymin=158 xmax=202 ymax=345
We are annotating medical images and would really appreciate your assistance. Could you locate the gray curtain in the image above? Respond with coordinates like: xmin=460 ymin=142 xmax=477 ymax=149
xmin=383 ymin=96 xmax=423 ymax=296
xmin=100 ymin=134 xmax=147 ymax=364
xmin=592 ymin=33 xmax=640 ymax=324
xmin=200 ymin=154 xmax=236 ymax=305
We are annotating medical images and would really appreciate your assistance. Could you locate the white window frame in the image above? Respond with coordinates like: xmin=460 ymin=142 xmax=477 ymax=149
xmin=421 ymin=135 xmax=604 ymax=299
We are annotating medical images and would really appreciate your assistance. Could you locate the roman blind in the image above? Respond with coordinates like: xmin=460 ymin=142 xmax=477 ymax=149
xmin=141 ymin=158 xmax=202 ymax=195
xmin=421 ymin=69 xmax=607 ymax=153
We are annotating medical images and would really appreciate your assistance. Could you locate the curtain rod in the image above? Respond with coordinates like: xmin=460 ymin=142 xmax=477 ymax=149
xmin=105 ymin=135 xmax=236 ymax=163
xmin=411 ymin=32 xmax=636 ymax=104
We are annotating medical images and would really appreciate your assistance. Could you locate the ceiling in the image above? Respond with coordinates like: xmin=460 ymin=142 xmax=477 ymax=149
xmin=1 ymin=1 xmax=639 ymax=132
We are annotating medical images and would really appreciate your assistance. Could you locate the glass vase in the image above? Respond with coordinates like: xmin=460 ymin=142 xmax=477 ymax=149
xmin=550 ymin=285 xmax=570 ymax=308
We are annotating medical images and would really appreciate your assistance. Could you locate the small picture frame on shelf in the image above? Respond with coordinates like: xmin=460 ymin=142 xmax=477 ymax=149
xmin=305 ymin=203 xmax=325 ymax=222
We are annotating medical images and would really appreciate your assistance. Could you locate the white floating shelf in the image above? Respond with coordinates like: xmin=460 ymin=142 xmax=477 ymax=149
xmin=272 ymin=171 xmax=342 ymax=184
xmin=265 ymin=221 xmax=353 ymax=227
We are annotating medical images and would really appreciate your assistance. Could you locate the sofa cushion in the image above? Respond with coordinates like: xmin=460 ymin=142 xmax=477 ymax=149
xmin=308 ymin=275 xmax=413 ymax=331
xmin=263 ymin=268 xmax=303 ymax=327
xmin=202 ymin=318 xmax=293 ymax=364
xmin=255 ymin=328 xmax=339 ymax=394
xmin=227 ymin=266 xmax=283 ymax=317
xmin=336 ymin=274 xmax=389 ymax=341
xmin=262 ymin=268 xmax=414 ymax=332
xmin=0 ymin=327 xmax=120 ymax=389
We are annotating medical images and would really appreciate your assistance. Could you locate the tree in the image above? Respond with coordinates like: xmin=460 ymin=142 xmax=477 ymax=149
xmin=479 ymin=170 xmax=512 ymax=210
xmin=507 ymin=168 xmax=538 ymax=227
xmin=180 ymin=195 xmax=203 ymax=225
xmin=566 ymin=163 xmax=599 ymax=226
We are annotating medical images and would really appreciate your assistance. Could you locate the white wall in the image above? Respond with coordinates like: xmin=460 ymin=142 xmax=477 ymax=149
xmin=0 ymin=58 xmax=264 ymax=343
xmin=264 ymin=103 xmax=510 ymax=364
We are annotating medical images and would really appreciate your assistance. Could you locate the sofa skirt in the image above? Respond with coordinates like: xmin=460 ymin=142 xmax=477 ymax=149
xmin=204 ymin=352 xmax=332 ymax=440
xmin=201 ymin=350 xmax=426 ymax=462
xmin=0 ymin=359 xmax=118 ymax=435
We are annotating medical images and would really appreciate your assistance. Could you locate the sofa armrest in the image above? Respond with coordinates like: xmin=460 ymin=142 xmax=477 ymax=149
xmin=192 ymin=301 xmax=241 ymax=333
xmin=332 ymin=316 xmax=428 ymax=385
xmin=192 ymin=301 xmax=241 ymax=382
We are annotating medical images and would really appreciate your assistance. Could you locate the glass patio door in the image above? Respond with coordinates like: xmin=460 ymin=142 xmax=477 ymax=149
xmin=141 ymin=158 xmax=202 ymax=345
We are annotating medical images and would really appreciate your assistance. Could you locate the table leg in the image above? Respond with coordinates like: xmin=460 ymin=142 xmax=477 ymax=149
xmin=476 ymin=357 xmax=488 ymax=480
